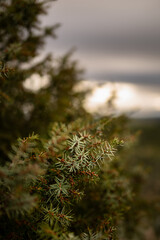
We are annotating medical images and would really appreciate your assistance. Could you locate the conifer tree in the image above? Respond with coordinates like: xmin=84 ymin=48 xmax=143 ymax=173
xmin=0 ymin=0 xmax=86 ymax=163
xmin=0 ymin=1 xmax=152 ymax=240
xmin=0 ymin=119 xmax=132 ymax=239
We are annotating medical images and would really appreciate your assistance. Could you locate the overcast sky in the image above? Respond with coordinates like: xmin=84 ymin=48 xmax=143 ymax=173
xmin=40 ymin=0 xmax=160 ymax=117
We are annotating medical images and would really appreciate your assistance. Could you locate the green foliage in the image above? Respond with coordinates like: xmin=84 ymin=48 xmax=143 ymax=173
xmin=1 ymin=1 xmax=158 ymax=240
xmin=0 ymin=119 xmax=132 ymax=239
xmin=0 ymin=0 xmax=87 ymax=163
xmin=0 ymin=134 xmax=46 ymax=239
xmin=0 ymin=135 xmax=44 ymax=216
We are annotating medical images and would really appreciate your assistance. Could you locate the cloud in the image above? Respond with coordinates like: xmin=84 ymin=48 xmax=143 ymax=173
xmin=43 ymin=0 xmax=160 ymax=55
xmin=40 ymin=0 xmax=160 ymax=117
xmin=82 ymin=81 xmax=160 ymax=118
xmin=87 ymin=73 xmax=160 ymax=85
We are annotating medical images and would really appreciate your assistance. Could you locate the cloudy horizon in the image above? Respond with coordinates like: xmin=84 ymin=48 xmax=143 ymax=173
xmin=40 ymin=0 xmax=160 ymax=117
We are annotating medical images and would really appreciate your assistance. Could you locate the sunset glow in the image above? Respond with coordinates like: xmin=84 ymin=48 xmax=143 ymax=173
xmin=82 ymin=81 xmax=160 ymax=117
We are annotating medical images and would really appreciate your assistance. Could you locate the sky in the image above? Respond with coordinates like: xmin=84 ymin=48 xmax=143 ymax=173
xmin=40 ymin=0 xmax=160 ymax=117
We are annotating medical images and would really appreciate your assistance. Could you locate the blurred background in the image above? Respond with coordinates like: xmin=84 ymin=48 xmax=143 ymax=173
xmin=40 ymin=0 xmax=160 ymax=118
